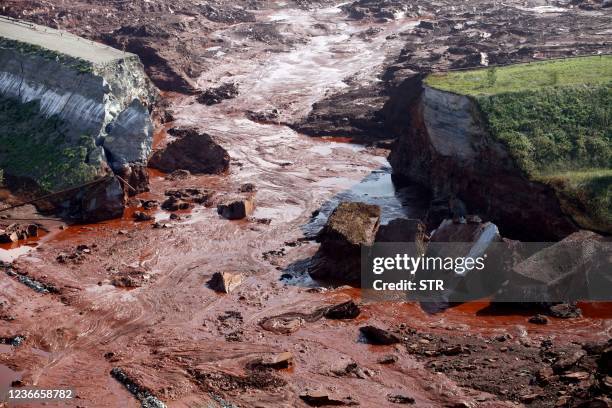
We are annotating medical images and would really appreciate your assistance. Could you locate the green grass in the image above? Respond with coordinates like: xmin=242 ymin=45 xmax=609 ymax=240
xmin=0 ymin=97 xmax=101 ymax=192
xmin=477 ymin=85 xmax=611 ymax=176
xmin=425 ymin=55 xmax=612 ymax=96
xmin=537 ymin=169 xmax=612 ymax=233
xmin=426 ymin=56 xmax=612 ymax=232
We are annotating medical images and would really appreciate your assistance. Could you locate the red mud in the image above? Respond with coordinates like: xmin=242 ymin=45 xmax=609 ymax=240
xmin=0 ymin=1 xmax=610 ymax=407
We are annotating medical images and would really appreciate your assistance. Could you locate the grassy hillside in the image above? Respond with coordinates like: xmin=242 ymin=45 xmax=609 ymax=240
xmin=425 ymin=56 xmax=612 ymax=233
xmin=425 ymin=55 xmax=611 ymax=96
xmin=0 ymin=97 xmax=101 ymax=192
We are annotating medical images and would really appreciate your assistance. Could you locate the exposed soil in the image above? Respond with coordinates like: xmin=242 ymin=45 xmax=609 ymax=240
xmin=1 ymin=0 xmax=611 ymax=407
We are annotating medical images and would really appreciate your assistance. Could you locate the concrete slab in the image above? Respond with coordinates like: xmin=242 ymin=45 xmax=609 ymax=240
xmin=0 ymin=16 xmax=134 ymax=65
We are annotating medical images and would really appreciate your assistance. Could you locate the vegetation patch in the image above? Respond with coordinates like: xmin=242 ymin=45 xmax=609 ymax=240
xmin=425 ymin=55 xmax=611 ymax=96
xmin=0 ymin=96 xmax=101 ymax=192
xmin=426 ymin=56 xmax=611 ymax=232
xmin=537 ymin=170 xmax=612 ymax=234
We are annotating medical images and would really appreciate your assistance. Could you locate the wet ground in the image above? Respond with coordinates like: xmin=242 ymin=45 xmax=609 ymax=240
xmin=1 ymin=1 xmax=611 ymax=407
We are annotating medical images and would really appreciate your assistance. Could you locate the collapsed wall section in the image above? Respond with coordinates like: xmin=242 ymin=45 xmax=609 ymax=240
xmin=0 ymin=17 xmax=157 ymax=221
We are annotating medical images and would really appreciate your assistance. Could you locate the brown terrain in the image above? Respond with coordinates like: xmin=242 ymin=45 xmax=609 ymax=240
xmin=1 ymin=0 xmax=611 ymax=407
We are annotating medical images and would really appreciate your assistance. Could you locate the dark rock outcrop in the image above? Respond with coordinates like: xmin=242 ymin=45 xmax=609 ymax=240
xmin=388 ymin=76 xmax=579 ymax=241
xmin=310 ymin=202 xmax=381 ymax=283
xmin=149 ymin=128 xmax=230 ymax=175
xmin=496 ymin=231 xmax=612 ymax=302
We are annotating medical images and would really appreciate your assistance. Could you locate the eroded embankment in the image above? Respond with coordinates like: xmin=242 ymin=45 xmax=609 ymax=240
xmin=0 ymin=18 xmax=156 ymax=220
xmin=388 ymin=69 xmax=611 ymax=240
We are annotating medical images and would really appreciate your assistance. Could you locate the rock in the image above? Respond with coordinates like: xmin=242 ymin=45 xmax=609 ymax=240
xmin=207 ymin=272 xmax=243 ymax=293
xmin=148 ymin=128 xmax=230 ymax=175
xmin=310 ymin=202 xmax=381 ymax=283
xmin=246 ymin=109 xmax=280 ymax=124
xmin=0 ymin=23 xmax=156 ymax=217
xmin=111 ymin=267 xmax=150 ymax=288
xmin=560 ymin=371 xmax=590 ymax=382
xmin=165 ymin=169 xmax=191 ymax=180
xmin=598 ymin=344 xmax=612 ymax=375
xmin=425 ymin=218 xmax=503 ymax=302
xmin=323 ymin=300 xmax=361 ymax=319
xmin=548 ymin=303 xmax=583 ymax=319
xmin=196 ymin=83 xmax=239 ymax=105
xmin=141 ymin=200 xmax=159 ymax=210
xmin=260 ymin=315 xmax=304 ymax=334
xmin=217 ymin=196 xmax=255 ymax=220
xmin=330 ymin=361 xmax=371 ymax=379
xmin=116 ymin=163 xmax=150 ymax=196
xmin=536 ymin=367 xmax=555 ymax=385
xmin=26 ymin=224 xmax=38 ymax=237
xmin=377 ymin=354 xmax=398 ymax=364
xmin=359 ymin=325 xmax=401 ymax=345
xmin=553 ymin=350 xmax=586 ymax=373
xmin=248 ymin=352 xmax=293 ymax=370
xmin=78 ymin=176 xmax=126 ymax=223
xmin=0 ymin=230 xmax=18 ymax=243
xmin=133 ymin=211 xmax=153 ymax=222
xmin=387 ymin=394 xmax=415 ymax=404
xmin=418 ymin=21 xmax=436 ymax=30
xmin=497 ymin=231 xmax=611 ymax=303
xmin=161 ymin=196 xmax=191 ymax=212
xmin=239 ymin=183 xmax=256 ymax=193
xmin=299 ymin=389 xmax=358 ymax=406
xmin=164 ymin=188 xmax=215 ymax=207
xmin=520 ymin=393 xmax=542 ymax=403
xmin=528 ymin=314 xmax=549 ymax=325
xmin=104 ymin=100 xmax=154 ymax=172
xmin=442 ymin=345 xmax=463 ymax=356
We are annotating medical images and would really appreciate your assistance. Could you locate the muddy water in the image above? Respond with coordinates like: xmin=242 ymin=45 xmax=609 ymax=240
xmin=1 ymin=2 xmax=610 ymax=407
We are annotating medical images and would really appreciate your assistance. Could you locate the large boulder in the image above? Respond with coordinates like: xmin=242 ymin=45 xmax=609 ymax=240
xmin=310 ymin=202 xmax=381 ymax=283
xmin=496 ymin=231 xmax=612 ymax=302
xmin=148 ymin=128 xmax=230 ymax=174
xmin=217 ymin=196 xmax=255 ymax=220
xmin=78 ymin=176 xmax=126 ymax=223
xmin=423 ymin=219 xmax=504 ymax=303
